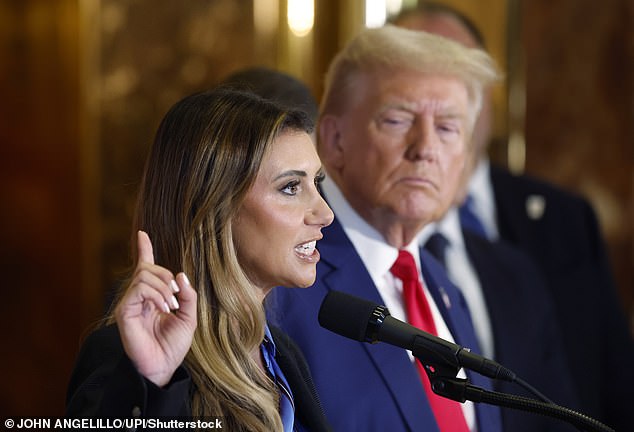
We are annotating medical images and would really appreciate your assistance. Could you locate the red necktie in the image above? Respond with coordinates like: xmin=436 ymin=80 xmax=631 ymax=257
xmin=390 ymin=250 xmax=470 ymax=432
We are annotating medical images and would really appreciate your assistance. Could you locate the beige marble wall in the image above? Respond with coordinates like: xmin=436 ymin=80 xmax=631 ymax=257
xmin=0 ymin=0 xmax=82 ymax=415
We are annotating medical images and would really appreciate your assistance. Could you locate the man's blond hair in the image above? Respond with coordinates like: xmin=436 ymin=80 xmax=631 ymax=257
xmin=320 ymin=24 xmax=500 ymax=130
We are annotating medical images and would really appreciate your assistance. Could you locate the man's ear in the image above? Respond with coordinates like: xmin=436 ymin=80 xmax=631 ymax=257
xmin=318 ymin=114 xmax=344 ymax=170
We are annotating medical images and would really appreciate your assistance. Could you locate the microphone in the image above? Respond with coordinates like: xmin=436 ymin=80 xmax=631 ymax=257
xmin=318 ymin=290 xmax=516 ymax=382
xmin=318 ymin=291 xmax=619 ymax=432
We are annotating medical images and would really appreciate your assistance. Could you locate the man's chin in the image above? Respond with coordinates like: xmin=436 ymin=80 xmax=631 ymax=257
xmin=396 ymin=201 xmax=439 ymax=224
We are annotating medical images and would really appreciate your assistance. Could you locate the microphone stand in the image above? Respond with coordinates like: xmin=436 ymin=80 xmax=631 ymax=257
xmin=412 ymin=344 xmax=615 ymax=432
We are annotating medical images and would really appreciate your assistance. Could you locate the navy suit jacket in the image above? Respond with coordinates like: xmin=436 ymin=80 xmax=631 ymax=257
xmin=490 ymin=165 xmax=634 ymax=430
xmin=269 ymin=217 xmax=503 ymax=432
xmin=464 ymin=231 xmax=579 ymax=431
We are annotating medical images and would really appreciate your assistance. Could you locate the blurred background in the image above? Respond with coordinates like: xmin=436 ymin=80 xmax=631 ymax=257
xmin=1 ymin=0 xmax=632 ymax=416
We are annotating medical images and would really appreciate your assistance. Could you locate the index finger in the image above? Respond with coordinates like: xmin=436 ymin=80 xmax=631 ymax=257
xmin=137 ymin=230 xmax=155 ymax=265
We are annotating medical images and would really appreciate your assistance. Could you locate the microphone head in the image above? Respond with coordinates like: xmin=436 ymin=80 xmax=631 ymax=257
xmin=318 ymin=290 xmax=389 ymax=343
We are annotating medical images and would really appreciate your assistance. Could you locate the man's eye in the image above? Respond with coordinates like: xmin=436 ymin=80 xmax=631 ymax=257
xmin=436 ymin=123 xmax=460 ymax=135
xmin=378 ymin=112 xmax=414 ymax=132
xmin=382 ymin=117 xmax=411 ymax=126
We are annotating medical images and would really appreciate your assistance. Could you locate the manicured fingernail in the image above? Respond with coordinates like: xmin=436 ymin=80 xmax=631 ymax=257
xmin=163 ymin=302 xmax=171 ymax=313
xmin=182 ymin=273 xmax=191 ymax=286
xmin=170 ymin=295 xmax=180 ymax=310
xmin=170 ymin=279 xmax=180 ymax=293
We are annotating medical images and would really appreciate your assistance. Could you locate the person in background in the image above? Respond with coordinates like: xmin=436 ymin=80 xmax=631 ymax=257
xmin=66 ymin=87 xmax=334 ymax=432
xmin=271 ymin=24 xmax=510 ymax=431
xmin=392 ymin=2 xmax=634 ymax=431
xmin=220 ymin=66 xmax=319 ymax=124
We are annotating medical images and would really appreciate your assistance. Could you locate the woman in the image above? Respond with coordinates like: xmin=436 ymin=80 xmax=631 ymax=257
xmin=66 ymin=88 xmax=334 ymax=431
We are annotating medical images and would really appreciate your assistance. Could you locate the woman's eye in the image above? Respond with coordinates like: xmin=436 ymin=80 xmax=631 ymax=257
xmin=281 ymin=180 xmax=301 ymax=195
xmin=314 ymin=172 xmax=325 ymax=187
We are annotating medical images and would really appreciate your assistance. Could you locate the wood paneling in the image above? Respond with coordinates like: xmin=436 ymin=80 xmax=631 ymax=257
xmin=0 ymin=0 xmax=81 ymax=415
xmin=522 ymin=0 xmax=633 ymax=317
xmin=0 ymin=0 xmax=261 ymax=416
xmin=94 ymin=0 xmax=256 ymax=311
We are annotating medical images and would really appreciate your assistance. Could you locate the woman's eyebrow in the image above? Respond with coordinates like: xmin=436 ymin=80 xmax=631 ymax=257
xmin=273 ymin=170 xmax=307 ymax=181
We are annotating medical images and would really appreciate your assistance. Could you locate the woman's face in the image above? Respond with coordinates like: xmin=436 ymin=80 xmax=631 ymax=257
xmin=233 ymin=130 xmax=334 ymax=298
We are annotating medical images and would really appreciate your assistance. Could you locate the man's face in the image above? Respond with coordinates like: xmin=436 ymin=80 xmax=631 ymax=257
xmin=397 ymin=13 xmax=494 ymax=200
xmin=320 ymin=69 xmax=471 ymax=237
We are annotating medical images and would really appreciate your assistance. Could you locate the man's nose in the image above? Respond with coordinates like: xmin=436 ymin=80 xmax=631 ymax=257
xmin=406 ymin=118 xmax=437 ymax=161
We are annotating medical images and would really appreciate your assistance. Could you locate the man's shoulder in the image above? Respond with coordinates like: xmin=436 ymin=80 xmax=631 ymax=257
xmin=489 ymin=164 xmax=604 ymax=261
xmin=490 ymin=164 xmax=587 ymax=205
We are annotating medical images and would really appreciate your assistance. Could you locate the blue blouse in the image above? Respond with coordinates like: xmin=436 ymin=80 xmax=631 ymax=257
xmin=261 ymin=325 xmax=295 ymax=431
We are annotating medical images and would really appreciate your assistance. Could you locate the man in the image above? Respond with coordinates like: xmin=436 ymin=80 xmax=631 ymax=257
xmin=392 ymin=4 xmax=634 ymax=431
xmin=270 ymin=25 xmax=576 ymax=431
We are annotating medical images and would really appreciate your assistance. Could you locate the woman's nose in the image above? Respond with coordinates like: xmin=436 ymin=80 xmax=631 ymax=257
xmin=309 ymin=195 xmax=334 ymax=227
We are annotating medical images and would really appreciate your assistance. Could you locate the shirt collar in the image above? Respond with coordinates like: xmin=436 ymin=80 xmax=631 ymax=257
xmin=261 ymin=324 xmax=295 ymax=431
xmin=467 ymin=156 xmax=491 ymax=201
xmin=261 ymin=324 xmax=276 ymax=369
xmin=420 ymin=207 xmax=464 ymax=250
xmin=321 ymin=176 xmax=423 ymax=277
xmin=465 ymin=157 xmax=500 ymax=240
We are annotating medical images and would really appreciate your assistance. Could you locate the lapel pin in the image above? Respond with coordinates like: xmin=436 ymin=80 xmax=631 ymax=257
xmin=526 ymin=194 xmax=546 ymax=220
xmin=439 ymin=286 xmax=452 ymax=309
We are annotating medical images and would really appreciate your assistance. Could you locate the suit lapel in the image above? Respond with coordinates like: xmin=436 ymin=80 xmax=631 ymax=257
xmin=269 ymin=326 xmax=330 ymax=432
xmin=419 ymin=248 xmax=480 ymax=352
xmin=463 ymin=231 xmax=517 ymax=365
xmin=490 ymin=165 xmax=538 ymax=247
xmin=318 ymin=219 xmax=440 ymax=431
xmin=317 ymin=218 xmax=385 ymax=303
xmin=419 ymin=247 xmax=503 ymax=432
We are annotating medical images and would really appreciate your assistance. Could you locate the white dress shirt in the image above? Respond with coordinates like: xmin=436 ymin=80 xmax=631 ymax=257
xmin=465 ymin=157 xmax=499 ymax=241
xmin=421 ymin=209 xmax=496 ymax=359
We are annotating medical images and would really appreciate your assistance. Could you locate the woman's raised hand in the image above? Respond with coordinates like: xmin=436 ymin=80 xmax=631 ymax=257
xmin=115 ymin=230 xmax=198 ymax=387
